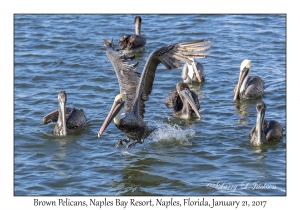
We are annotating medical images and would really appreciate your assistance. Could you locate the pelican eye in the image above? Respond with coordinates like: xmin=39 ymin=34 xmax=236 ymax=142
xmin=117 ymin=98 xmax=124 ymax=104
xmin=257 ymin=104 xmax=265 ymax=112
xmin=182 ymin=88 xmax=189 ymax=93
xmin=242 ymin=67 xmax=249 ymax=72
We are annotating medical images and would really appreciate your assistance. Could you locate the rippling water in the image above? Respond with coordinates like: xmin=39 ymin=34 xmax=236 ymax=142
xmin=14 ymin=14 xmax=286 ymax=196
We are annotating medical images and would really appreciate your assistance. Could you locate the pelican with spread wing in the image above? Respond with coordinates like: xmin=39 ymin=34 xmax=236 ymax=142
xmin=98 ymin=39 xmax=211 ymax=149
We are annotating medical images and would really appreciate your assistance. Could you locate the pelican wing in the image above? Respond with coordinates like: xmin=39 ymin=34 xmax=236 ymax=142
xmin=42 ymin=108 xmax=75 ymax=124
xmin=244 ymin=76 xmax=264 ymax=99
xmin=118 ymin=34 xmax=146 ymax=51
xmin=66 ymin=109 xmax=87 ymax=129
xmin=103 ymin=39 xmax=141 ymax=113
xmin=165 ymin=90 xmax=179 ymax=109
xmin=133 ymin=39 xmax=212 ymax=118
xmin=42 ymin=109 xmax=59 ymax=124
xmin=264 ymin=120 xmax=283 ymax=141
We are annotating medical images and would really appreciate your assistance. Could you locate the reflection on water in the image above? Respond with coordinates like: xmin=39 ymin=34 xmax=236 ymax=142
xmin=52 ymin=138 xmax=71 ymax=160
xmin=117 ymin=159 xmax=160 ymax=195
xmin=249 ymin=140 xmax=283 ymax=154
xmin=187 ymin=82 xmax=203 ymax=91
xmin=187 ymin=82 xmax=206 ymax=100
xmin=233 ymin=99 xmax=260 ymax=127
xmin=234 ymin=100 xmax=252 ymax=119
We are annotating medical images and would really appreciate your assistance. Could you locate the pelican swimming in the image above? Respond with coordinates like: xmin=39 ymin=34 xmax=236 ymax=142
xmin=98 ymin=39 xmax=211 ymax=149
xmin=42 ymin=91 xmax=87 ymax=136
xmin=118 ymin=16 xmax=146 ymax=52
xmin=249 ymin=101 xmax=283 ymax=146
xmin=165 ymin=83 xmax=201 ymax=119
xmin=181 ymin=60 xmax=205 ymax=83
xmin=233 ymin=59 xmax=264 ymax=100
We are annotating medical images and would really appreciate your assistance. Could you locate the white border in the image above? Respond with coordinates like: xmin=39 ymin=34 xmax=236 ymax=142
xmin=2 ymin=0 xmax=297 ymax=209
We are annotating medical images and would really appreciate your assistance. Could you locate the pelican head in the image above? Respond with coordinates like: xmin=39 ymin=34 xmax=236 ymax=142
xmin=233 ymin=59 xmax=251 ymax=100
xmin=134 ymin=16 xmax=142 ymax=35
xmin=176 ymin=83 xmax=202 ymax=119
xmin=252 ymin=101 xmax=267 ymax=146
xmin=58 ymin=91 xmax=67 ymax=136
xmin=98 ymin=93 xmax=126 ymax=138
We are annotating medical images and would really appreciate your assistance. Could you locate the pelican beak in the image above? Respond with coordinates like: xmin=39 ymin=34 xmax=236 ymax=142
xmin=98 ymin=99 xmax=124 ymax=138
xmin=233 ymin=67 xmax=249 ymax=100
xmin=59 ymin=100 xmax=67 ymax=136
xmin=255 ymin=107 xmax=265 ymax=145
xmin=191 ymin=61 xmax=202 ymax=82
xmin=180 ymin=89 xmax=202 ymax=119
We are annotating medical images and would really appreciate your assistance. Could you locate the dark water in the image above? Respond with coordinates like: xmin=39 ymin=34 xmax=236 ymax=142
xmin=14 ymin=14 xmax=286 ymax=196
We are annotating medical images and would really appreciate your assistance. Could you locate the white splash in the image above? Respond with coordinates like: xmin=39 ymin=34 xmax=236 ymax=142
xmin=120 ymin=150 xmax=137 ymax=156
xmin=150 ymin=122 xmax=195 ymax=145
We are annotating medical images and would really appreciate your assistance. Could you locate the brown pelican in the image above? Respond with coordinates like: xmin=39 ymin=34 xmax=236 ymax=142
xmin=165 ymin=83 xmax=201 ymax=119
xmin=181 ymin=60 xmax=205 ymax=83
xmin=249 ymin=101 xmax=283 ymax=146
xmin=118 ymin=16 xmax=146 ymax=52
xmin=233 ymin=59 xmax=264 ymax=100
xmin=98 ymin=39 xmax=211 ymax=149
xmin=42 ymin=91 xmax=87 ymax=136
